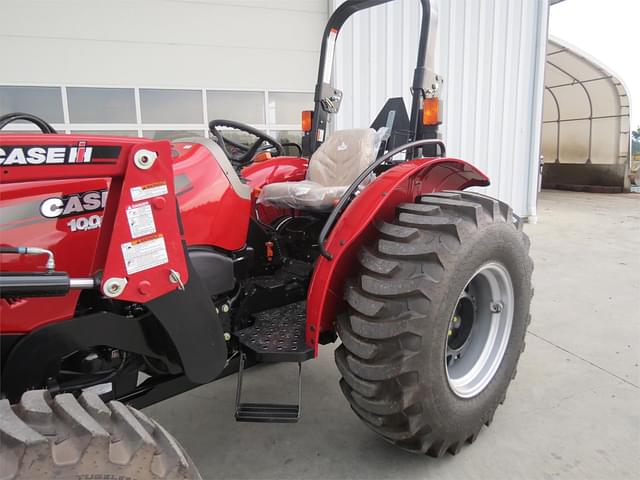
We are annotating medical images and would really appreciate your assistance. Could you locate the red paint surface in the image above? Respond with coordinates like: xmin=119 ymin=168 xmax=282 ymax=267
xmin=0 ymin=135 xmax=251 ymax=332
xmin=241 ymin=156 xmax=308 ymax=224
xmin=1 ymin=177 xmax=111 ymax=332
xmin=101 ymin=141 xmax=188 ymax=304
xmin=1 ymin=134 xmax=142 ymax=332
xmin=173 ymin=142 xmax=251 ymax=251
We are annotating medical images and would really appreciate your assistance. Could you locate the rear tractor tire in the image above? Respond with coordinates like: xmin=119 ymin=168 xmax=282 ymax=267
xmin=0 ymin=390 xmax=201 ymax=480
xmin=336 ymin=191 xmax=533 ymax=456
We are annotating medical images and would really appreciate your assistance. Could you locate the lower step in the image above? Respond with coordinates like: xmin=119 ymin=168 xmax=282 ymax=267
xmin=235 ymin=403 xmax=300 ymax=423
xmin=234 ymin=353 xmax=303 ymax=423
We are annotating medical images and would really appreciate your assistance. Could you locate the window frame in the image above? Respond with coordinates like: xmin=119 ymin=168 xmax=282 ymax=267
xmin=0 ymin=83 xmax=311 ymax=140
xmin=66 ymin=86 xmax=138 ymax=124
xmin=0 ymin=85 xmax=66 ymax=124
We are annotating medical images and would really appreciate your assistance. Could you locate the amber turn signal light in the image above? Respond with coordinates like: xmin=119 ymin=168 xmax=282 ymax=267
xmin=302 ymin=110 xmax=313 ymax=132
xmin=253 ymin=151 xmax=272 ymax=163
xmin=423 ymin=98 xmax=441 ymax=126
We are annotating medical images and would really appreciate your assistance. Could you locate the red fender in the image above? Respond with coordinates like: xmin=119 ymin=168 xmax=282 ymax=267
xmin=305 ymin=157 xmax=490 ymax=354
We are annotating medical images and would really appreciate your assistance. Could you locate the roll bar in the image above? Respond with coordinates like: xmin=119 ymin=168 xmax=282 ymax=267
xmin=305 ymin=0 xmax=433 ymax=155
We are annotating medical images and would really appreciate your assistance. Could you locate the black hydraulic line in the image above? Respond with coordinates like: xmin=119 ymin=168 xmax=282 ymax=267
xmin=0 ymin=112 xmax=57 ymax=134
xmin=318 ymin=138 xmax=445 ymax=260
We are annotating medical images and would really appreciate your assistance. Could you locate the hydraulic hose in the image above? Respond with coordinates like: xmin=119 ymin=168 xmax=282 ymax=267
xmin=0 ymin=246 xmax=56 ymax=270
xmin=0 ymin=112 xmax=57 ymax=133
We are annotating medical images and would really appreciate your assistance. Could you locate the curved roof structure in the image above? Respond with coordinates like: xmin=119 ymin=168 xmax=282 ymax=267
xmin=542 ymin=37 xmax=631 ymax=190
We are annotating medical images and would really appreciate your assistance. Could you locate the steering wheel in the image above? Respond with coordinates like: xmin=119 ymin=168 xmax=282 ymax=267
xmin=0 ymin=112 xmax=57 ymax=133
xmin=209 ymin=119 xmax=285 ymax=165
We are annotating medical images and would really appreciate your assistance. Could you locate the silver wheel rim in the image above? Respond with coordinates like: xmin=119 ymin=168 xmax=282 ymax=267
xmin=445 ymin=262 xmax=514 ymax=398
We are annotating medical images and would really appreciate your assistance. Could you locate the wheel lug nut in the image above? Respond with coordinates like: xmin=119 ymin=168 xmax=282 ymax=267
xmin=490 ymin=301 xmax=503 ymax=313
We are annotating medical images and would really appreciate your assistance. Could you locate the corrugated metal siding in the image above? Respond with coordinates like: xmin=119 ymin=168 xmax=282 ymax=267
xmin=332 ymin=0 xmax=549 ymax=217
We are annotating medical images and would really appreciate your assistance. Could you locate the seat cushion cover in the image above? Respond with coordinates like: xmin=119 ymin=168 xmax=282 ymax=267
xmin=258 ymin=128 xmax=379 ymax=210
xmin=306 ymin=128 xmax=377 ymax=187
xmin=259 ymin=180 xmax=347 ymax=210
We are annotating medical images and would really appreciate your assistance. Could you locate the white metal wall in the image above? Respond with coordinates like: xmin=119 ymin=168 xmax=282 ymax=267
xmin=332 ymin=0 xmax=550 ymax=218
xmin=0 ymin=0 xmax=328 ymax=91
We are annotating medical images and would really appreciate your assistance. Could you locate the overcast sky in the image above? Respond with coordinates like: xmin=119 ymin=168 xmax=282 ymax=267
xmin=549 ymin=0 xmax=637 ymax=128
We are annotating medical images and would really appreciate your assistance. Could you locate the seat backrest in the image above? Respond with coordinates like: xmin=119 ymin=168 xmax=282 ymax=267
xmin=306 ymin=128 xmax=378 ymax=187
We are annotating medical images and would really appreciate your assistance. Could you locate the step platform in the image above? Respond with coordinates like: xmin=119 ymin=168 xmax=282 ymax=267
xmin=234 ymin=301 xmax=313 ymax=362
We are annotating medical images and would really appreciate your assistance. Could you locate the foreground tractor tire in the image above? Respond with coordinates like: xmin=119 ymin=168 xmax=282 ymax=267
xmin=0 ymin=390 xmax=200 ymax=480
xmin=336 ymin=191 xmax=533 ymax=456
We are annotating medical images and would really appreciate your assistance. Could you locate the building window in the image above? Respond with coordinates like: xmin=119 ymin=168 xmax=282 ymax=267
xmin=0 ymin=86 xmax=64 ymax=123
xmin=140 ymin=89 xmax=203 ymax=124
xmin=268 ymin=92 xmax=314 ymax=124
xmin=67 ymin=87 xmax=136 ymax=123
xmin=0 ymin=85 xmax=310 ymax=145
xmin=143 ymin=130 xmax=205 ymax=141
xmin=207 ymin=90 xmax=265 ymax=125
xmin=71 ymin=130 xmax=139 ymax=137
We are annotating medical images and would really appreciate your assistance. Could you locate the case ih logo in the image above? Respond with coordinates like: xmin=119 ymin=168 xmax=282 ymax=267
xmin=0 ymin=143 xmax=120 ymax=166
xmin=0 ymin=143 xmax=92 ymax=165
xmin=40 ymin=189 xmax=108 ymax=218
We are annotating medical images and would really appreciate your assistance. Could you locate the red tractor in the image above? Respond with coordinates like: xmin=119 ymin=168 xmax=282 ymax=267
xmin=0 ymin=0 xmax=532 ymax=478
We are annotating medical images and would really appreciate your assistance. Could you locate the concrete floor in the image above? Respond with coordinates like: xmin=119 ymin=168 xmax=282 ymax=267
xmin=145 ymin=190 xmax=640 ymax=480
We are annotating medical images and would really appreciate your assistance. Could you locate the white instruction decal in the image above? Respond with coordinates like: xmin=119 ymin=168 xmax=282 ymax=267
xmin=130 ymin=182 xmax=168 ymax=201
xmin=121 ymin=234 xmax=168 ymax=275
xmin=126 ymin=202 xmax=156 ymax=239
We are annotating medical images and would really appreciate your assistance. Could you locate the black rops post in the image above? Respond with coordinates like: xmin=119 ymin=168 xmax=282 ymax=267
xmin=303 ymin=0 xmax=434 ymax=157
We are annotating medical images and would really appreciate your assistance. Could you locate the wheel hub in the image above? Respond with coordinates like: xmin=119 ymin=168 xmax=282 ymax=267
xmin=445 ymin=262 xmax=515 ymax=399
xmin=447 ymin=294 xmax=475 ymax=353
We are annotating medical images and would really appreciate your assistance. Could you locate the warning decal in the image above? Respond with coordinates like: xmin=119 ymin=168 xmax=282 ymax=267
xmin=130 ymin=182 xmax=168 ymax=201
xmin=126 ymin=202 xmax=156 ymax=239
xmin=121 ymin=234 xmax=168 ymax=275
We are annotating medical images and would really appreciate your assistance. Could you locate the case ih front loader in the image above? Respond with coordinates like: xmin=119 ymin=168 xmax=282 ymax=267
xmin=0 ymin=1 xmax=532 ymax=478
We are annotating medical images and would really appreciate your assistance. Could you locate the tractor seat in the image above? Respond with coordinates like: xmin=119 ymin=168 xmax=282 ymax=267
xmin=258 ymin=128 xmax=379 ymax=211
